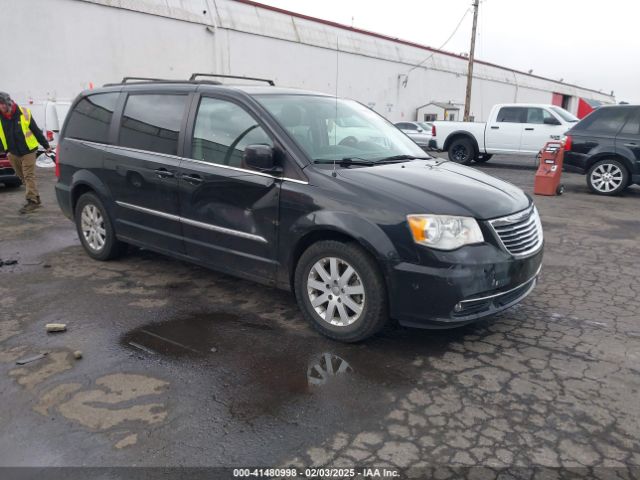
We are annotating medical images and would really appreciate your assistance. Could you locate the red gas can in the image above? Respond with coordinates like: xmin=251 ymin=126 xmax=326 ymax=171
xmin=534 ymin=141 xmax=565 ymax=196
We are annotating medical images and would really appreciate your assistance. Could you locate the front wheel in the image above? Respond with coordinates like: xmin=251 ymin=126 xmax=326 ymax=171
xmin=75 ymin=192 xmax=127 ymax=260
xmin=294 ymin=240 xmax=388 ymax=342
xmin=448 ymin=137 xmax=476 ymax=165
xmin=587 ymin=159 xmax=629 ymax=196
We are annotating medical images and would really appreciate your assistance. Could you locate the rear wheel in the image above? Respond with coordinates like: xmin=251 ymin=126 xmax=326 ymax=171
xmin=75 ymin=192 xmax=127 ymax=260
xmin=587 ymin=159 xmax=629 ymax=196
xmin=448 ymin=137 xmax=476 ymax=165
xmin=294 ymin=240 xmax=388 ymax=342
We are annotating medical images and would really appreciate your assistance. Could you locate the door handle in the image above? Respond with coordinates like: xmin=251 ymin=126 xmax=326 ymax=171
xmin=491 ymin=126 xmax=499 ymax=130
xmin=154 ymin=168 xmax=175 ymax=179
xmin=525 ymin=127 xmax=535 ymax=131
xmin=181 ymin=174 xmax=204 ymax=185
xmin=624 ymin=143 xmax=638 ymax=147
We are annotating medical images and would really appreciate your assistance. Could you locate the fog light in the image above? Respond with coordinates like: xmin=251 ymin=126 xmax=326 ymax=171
xmin=454 ymin=302 xmax=463 ymax=313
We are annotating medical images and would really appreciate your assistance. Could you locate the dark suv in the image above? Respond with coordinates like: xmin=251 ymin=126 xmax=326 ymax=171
xmin=564 ymin=105 xmax=640 ymax=195
xmin=55 ymin=75 xmax=543 ymax=342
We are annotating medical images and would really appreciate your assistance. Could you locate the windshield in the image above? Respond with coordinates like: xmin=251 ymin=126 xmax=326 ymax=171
xmin=418 ymin=122 xmax=433 ymax=130
xmin=550 ymin=106 xmax=579 ymax=122
xmin=256 ymin=94 xmax=428 ymax=162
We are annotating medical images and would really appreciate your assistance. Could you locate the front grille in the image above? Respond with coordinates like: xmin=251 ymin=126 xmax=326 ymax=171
xmin=489 ymin=206 xmax=543 ymax=257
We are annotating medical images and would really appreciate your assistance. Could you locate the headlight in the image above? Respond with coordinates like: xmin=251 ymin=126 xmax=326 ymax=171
xmin=407 ymin=214 xmax=484 ymax=250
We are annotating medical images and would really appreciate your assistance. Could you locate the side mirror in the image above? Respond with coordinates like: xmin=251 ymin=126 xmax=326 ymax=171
xmin=242 ymin=144 xmax=279 ymax=173
xmin=544 ymin=117 xmax=561 ymax=126
xmin=417 ymin=128 xmax=423 ymax=132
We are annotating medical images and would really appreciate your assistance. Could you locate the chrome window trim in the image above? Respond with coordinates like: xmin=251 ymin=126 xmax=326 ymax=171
xmin=115 ymin=201 xmax=268 ymax=244
xmin=66 ymin=139 xmax=308 ymax=184
xmin=106 ymin=144 xmax=183 ymax=161
xmin=459 ymin=264 xmax=542 ymax=306
xmin=66 ymin=138 xmax=110 ymax=149
xmin=180 ymin=156 xmax=307 ymax=184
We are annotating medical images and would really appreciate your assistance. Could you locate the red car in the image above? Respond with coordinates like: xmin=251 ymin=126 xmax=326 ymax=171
xmin=0 ymin=152 xmax=22 ymax=187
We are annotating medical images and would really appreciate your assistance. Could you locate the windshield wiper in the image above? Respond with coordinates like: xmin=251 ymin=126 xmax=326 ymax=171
xmin=314 ymin=157 xmax=376 ymax=166
xmin=375 ymin=154 xmax=431 ymax=163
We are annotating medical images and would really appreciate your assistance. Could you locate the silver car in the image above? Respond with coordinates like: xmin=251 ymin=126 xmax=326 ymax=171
xmin=394 ymin=121 xmax=432 ymax=148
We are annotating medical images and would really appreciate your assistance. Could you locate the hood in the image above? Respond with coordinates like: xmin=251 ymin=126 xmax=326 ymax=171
xmin=335 ymin=160 xmax=530 ymax=220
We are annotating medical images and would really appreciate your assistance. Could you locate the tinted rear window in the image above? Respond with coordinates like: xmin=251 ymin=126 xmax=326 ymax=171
xmin=64 ymin=93 xmax=119 ymax=143
xmin=577 ymin=107 xmax=630 ymax=135
xmin=497 ymin=107 xmax=525 ymax=123
xmin=118 ymin=94 xmax=188 ymax=156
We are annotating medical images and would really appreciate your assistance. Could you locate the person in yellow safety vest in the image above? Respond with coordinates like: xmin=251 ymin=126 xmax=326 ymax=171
xmin=0 ymin=91 xmax=51 ymax=213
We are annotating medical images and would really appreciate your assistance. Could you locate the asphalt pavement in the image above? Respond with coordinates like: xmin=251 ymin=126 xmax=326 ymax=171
xmin=1 ymin=155 xmax=639 ymax=476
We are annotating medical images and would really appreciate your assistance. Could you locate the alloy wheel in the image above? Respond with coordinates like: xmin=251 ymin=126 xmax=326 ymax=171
xmin=452 ymin=145 xmax=468 ymax=162
xmin=81 ymin=204 xmax=106 ymax=252
xmin=590 ymin=163 xmax=624 ymax=193
xmin=307 ymin=257 xmax=365 ymax=326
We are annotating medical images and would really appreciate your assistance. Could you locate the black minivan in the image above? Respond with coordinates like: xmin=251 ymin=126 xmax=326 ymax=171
xmin=55 ymin=75 xmax=543 ymax=342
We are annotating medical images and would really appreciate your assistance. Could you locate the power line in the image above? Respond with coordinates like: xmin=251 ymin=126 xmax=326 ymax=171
xmin=406 ymin=7 xmax=472 ymax=75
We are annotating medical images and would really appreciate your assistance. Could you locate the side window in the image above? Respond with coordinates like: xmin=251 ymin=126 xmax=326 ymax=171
xmin=525 ymin=108 xmax=544 ymax=124
xmin=620 ymin=111 xmax=640 ymax=136
xmin=119 ymin=94 xmax=188 ymax=156
xmin=404 ymin=123 xmax=417 ymax=130
xmin=497 ymin=107 xmax=524 ymax=123
xmin=191 ymin=97 xmax=272 ymax=167
xmin=64 ymin=93 xmax=119 ymax=143
xmin=525 ymin=108 xmax=558 ymax=125
xmin=580 ymin=108 xmax=629 ymax=135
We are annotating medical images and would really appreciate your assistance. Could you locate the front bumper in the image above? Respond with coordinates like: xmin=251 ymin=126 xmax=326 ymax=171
xmin=388 ymin=244 xmax=543 ymax=329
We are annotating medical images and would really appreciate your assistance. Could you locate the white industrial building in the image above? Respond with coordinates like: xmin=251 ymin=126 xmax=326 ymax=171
xmin=6 ymin=0 xmax=614 ymax=122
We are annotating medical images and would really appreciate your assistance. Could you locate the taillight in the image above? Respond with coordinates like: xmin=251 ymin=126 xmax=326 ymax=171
xmin=431 ymin=124 xmax=436 ymax=137
xmin=564 ymin=135 xmax=572 ymax=152
xmin=46 ymin=130 xmax=54 ymax=142
xmin=55 ymin=144 xmax=60 ymax=178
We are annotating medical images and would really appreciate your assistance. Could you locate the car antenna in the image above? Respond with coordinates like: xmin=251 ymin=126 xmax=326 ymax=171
xmin=333 ymin=35 xmax=339 ymax=178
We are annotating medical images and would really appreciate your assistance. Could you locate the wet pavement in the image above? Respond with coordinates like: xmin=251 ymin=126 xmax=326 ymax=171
xmin=1 ymin=156 xmax=640 ymax=474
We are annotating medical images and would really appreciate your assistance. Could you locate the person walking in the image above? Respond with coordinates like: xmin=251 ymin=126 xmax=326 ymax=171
xmin=0 ymin=91 xmax=51 ymax=213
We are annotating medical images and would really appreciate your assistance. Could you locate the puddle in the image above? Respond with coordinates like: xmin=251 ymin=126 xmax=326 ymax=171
xmin=120 ymin=311 xmax=470 ymax=420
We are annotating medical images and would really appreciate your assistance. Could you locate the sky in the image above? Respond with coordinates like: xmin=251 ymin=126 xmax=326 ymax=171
xmin=255 ymin=0 xmax=639 ymax=104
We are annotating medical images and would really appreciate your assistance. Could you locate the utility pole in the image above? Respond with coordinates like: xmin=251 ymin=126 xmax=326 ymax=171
xmin=463 ymin=0 xmax=479 ymax=121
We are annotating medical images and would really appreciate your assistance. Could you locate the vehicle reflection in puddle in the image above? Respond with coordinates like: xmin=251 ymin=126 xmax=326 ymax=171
xmin=307 ymin=353 xmax=353 ymax=386
xmin=120 ymin=311 xmax=467 ymax=419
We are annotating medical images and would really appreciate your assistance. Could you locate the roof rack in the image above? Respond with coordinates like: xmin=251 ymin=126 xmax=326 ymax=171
xmin=189 ymin=73 xmax=275 ymax=86
xmin=102 ymin=74 xmax=274 ymax=88
xmin=121 ymin=76 xmax=170 ymax=83
xmin=103 ymin=77 xmax=223 ymax=87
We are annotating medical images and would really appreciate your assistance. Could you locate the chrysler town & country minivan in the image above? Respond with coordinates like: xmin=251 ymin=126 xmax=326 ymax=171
xmin=55 ymin=75 xmax=543 ymax=342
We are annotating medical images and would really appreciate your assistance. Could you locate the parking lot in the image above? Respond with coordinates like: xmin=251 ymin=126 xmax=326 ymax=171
xmin=1 ymin=157 xmax=639 ymax=473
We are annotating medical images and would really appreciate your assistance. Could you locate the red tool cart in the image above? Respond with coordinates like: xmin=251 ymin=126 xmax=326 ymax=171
xmin=534 ymin=141 xmax=565 ymax=196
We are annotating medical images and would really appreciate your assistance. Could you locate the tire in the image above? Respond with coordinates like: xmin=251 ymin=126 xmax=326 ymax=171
xmin=74 ymin=192 xmax=127 ymax=260
xmin=475 ymin=154 xmax=493 ymax=163
xmin=586 ymin=159 xmax=629 ymax=196
xmin=447 ymin=137 xmax=476 ymax=165
xmin=294 ymin=240 xmax=388 ymax=342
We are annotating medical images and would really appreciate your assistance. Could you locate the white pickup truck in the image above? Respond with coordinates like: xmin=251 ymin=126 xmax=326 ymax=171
xmin=428 ymin=103 xmax=578 ymax=164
